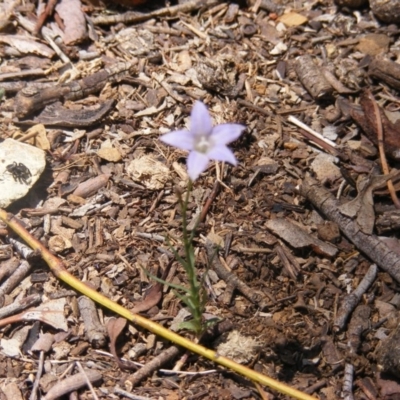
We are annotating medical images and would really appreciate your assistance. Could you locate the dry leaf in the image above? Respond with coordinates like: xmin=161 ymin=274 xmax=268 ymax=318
xmin=339 ymin=171 xmax=400 ymax=234
xmin=266 ymin=218 xmax=338 ymax=257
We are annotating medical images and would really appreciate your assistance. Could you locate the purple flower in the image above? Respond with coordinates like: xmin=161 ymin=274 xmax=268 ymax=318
xmin=160 ymin=101 xmax=245 ymax=181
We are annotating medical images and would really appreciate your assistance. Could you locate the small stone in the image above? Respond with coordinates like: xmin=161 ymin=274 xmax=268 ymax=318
xmin=0 ymin=139 xmax=46 ymax=208
xmin=370 ymin=0 xmax=400 ymax=23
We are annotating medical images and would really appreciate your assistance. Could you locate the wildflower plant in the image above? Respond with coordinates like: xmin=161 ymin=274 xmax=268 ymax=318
xmin=161 ymin=101 xmax=244 ymax=181
xmin=159 ymin=101 xmax=245 ymax=336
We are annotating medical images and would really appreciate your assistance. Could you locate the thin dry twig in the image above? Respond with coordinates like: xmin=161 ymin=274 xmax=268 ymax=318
xmin=334 ymin=264 xmax=377 ymax=332
xmin=29 ymin=351 xmax=44 ymax=400
xmin=125 ymin=346 xmax=181 ymax=389
xmin=343 ymin=363 xmax=355 ymax=400
xmin=369 ymin=92 xmax=400 ymax=208
xmin=76 ymin=361 xmax=100 ymax=400
xmin=92 ymin=0 xmax=221 ymax=26
xmin=206 ymin=241 xmax=269 ymax=309
xmin=0 ymin=293 xmax=41 ymax=319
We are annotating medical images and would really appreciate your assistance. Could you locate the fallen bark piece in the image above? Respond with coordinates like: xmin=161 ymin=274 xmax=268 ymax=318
xmin=19 ymin=100 xmax=115 ymax=127
xmin=55 ymin=0 xmax=88 ymax=45
xmin=346 ymin=305 xmax=371 ymax=354
xmin=13 ymin=62 xmax=133 ymax=118
xmin=377 ymin=372 xmax=400 ymax=398
xmin=377 ymin=323 xmax=400 ymax=378
xmin=265 ymin=218 xmax=338 ymax=257
xmin=1 ymin=381 xmax=24 ymax=400
xmin=299 ymin=177 xmax=400 ymax=283
xmin=295 ymin=55 xmax=333 ymax=100
xmin=376 ymin=210 xmax=400 ymax=234
xmin=72 ymin=174 xmax=110 ymax=198
xmin=42 ymin=370 xmax=102 ymax=400
xmin=0 ymin=35 xmax=54 ymax=58
xmin=369 ymin=58 xmax=400 ymax=92
xmin=356 ymin=34 xmax=390 ymax=56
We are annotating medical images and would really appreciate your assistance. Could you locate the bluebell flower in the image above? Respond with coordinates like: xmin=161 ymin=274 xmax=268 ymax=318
xmin=160 ymin=101 xmax=245 ymax=181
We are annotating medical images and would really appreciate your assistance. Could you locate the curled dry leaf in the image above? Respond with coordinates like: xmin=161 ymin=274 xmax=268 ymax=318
xmin=338 ymin=171 xmax=400 ymax=234
xmin=106 ymin=317 xmax=136 ymax=370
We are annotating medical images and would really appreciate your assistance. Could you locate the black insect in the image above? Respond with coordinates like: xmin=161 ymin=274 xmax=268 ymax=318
xmin=5 ymin=162 xmax=32 ymax=184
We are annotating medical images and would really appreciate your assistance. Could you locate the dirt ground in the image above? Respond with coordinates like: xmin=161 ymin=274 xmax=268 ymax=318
xmin=1 ymin=0 xmax=400 ymax=399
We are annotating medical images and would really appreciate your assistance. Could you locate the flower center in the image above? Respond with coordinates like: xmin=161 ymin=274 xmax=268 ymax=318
xmin=194 ymin=135 xmax=212 ymax=154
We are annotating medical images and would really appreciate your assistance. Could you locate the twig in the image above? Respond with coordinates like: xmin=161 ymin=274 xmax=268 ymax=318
xmin=0 ymin=209 xmax=316 ymax=400
xmin=0 ymin=69 xmax=46 ymax=81
xmin=275 ymin=243 xmax=300 ymax=280
xmin=78 ymin=296 xmax=107 ymax=348
xmin=343 ymin=363 xmax=355 ymax=400
xmin=34 ymin=0 xmax=57 ymax=35
xmin=9 ymin=237 xmax=34 ymax=258
xmin=369 ymin=92 xmax=400 ymax=208
xmin=76 ymin=361 xmax=99 ymax=400
xmin=29 ymin=351 xmax=45 ymax=400
xmin=125 ymin=346 xmax=181 ymax=389
xmin=206 ymin=241 xmax=269 ymax=309
xmin=200 ymin=181 xmax=220 ymax=222
xmin=334 ymin=264 xmax=377 ymax=332
xmin=0 ymin=293 xmax=41 ymax=319
xmin=299 ymin=178 xmax=400 ymax=284
xmin=95 ymin=349 xmax=218 ymax=376
xmin=114 ymin=387 xmax=154 ymax=400
xmin=92 ymin=0 xmax=221 ymax=26
xmin=237 ymin=247 xmax=272 ymax=253
xmin=237 ymin=98 xmax=273 ymax=116
xmin=287 ymin=117 xmax=335 ymax=146
xmin=42 ymin=369 xmax=102 ymax=400
xmin=0 ymin=260 xmax=31 ymax=297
